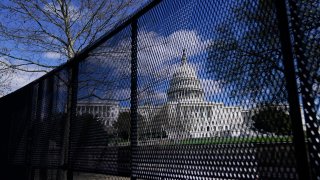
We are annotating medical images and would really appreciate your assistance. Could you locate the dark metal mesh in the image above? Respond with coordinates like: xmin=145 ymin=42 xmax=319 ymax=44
xmin=0 ymin=67 xmax=70 ymax=180
xmin=0 ymin=0 xmax=318 ymax=179
xmin=30 ymin=70 xmax=70 ymax=169
xmin=6 ymin=86 xmax=33 ymax=166
xmin=288 ymin=0 xmax=320 ymax=178
xmin=69 ymin=26 xmax=132 ymax=176
xmin=133 ymin=0 xmax=297 ymax=179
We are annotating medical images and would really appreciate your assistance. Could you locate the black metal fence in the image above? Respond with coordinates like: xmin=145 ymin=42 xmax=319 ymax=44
xmin=0 ymin=0 xmax=319 ymax=179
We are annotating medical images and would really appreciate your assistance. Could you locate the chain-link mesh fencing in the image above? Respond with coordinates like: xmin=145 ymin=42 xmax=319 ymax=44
xmin=0 ymin=0 xmax=319 ymax=179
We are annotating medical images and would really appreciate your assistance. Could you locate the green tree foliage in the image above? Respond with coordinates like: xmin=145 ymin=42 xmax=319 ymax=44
xmin=251 ymin=106 xmax=291 ymax=135
xmin=151 ymin=109 xmax=167 ymax=139
xmin=138 ymin=109 xmax=167 ymax=140
xmin=113 ymin=111 xmax=131 ymax=140
xmin=207 ymin=0 xmax=286 ymax=103
xmin=207 ymin=0 xmax=320 ymax=104
xmin=291 ymin=0 xmax=320 ymax=115
xmin=73 ymin=113 xmax=109 ymax=146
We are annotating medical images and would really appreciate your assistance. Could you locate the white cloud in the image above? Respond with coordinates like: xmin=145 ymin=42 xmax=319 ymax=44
xmin=137 ymin=30 xmax=210 ymax=77
xmin=43 ymin=51 xmax=61 ymax=59
xmin=10 ymin=71 xmax=44 ymax=92
xmin=59 ymin=28 xmax=219 ymax=103
xmin=89 ymin=29 xmax=209 ymax=78
xmin=0 ymin=57 xmax=44 ymax=96
xmin=81 ymin=29 xmax=216 ymax=102
xmin=0 ymin=58 xmax=13 ymax=96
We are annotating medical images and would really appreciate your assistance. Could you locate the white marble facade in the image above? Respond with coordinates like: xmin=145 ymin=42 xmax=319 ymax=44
xmin=76 ymin=101 xmax=119 ymax=126
xmin=163 ymin=50 xmax=244 ymax=139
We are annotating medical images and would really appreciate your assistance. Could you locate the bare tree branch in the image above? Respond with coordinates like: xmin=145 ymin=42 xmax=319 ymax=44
xmin=0 ymin=0 xmax=145 ymax=94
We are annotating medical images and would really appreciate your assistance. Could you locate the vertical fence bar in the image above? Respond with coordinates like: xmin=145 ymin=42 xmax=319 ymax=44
xmin=40 ymin=77 xmax=55 ymax=180
xmin=57 ymin=63 xmax=79 ymax=180
xmin=25 ymin=87 xmax=35 ymax=180
xmin=33 ymin=81 xmax=45 ymax=180
xmin=130 ymin=19 xmax=138 ymax=180
xmin=287 ymin=0 xmax=319 ymax=178
xmin=67 ymin=63 xmax=79 ymax=180
xmin=33 ymin=82 xmax=42 ymax=179
xmin=274 ymin=0 xmax=311 ymax=179
xmin=0 ymin=97 xmax=10 ymax=179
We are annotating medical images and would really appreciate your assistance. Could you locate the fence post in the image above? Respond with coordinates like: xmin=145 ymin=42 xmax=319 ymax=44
xmin=40 ymin=77 xmax=55 ymax=180
xmin=274 ymin=0 xmax=311 ymax=179
xmin=32 ymin=82 xmax=47 ymax=180
xmin=25 ymin=87 xmax=35 ymax=180
xmin=286 ymin=0 xmax=320 ymax=178
xmin=130 ymin=19 xmax=138 ymax=180
xmin=57 ymin=64 xmax=79 ymax=180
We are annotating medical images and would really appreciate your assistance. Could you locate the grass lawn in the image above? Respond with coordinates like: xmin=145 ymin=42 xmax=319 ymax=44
xmin=177 ymin=136 xmax=293 ymax=145
xmin=109 ymin=135 xmax=293 ymax=146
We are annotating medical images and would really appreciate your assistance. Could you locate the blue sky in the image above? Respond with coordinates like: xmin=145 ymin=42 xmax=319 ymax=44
xmin=2 ymin=0 xmax=298 ymax=111
xmin=0 ymin=0 xmax=149 ymax=94
xmin=76 ymin=0 xmax=254 ymax=108
xmin=75 ymin=0 xmax=303 ymax=111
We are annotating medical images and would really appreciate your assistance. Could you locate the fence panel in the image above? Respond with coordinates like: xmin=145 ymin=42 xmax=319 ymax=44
xmin=288 ymin=0 xmax=320 ymax=179
xmin=6 ymin=86 xmax=33 ymax=166
xmin=69 ymin=25 xmax=132 ymax=177
xmin=0 ymin=86 xmax=34 ymax=179
xmin=0 ymin=0 xmax=319 ymax=179
xmin=133 ymin=0 xmax=297 ymax=179
xmin=30 ymin=69 xmax=70 ymax=170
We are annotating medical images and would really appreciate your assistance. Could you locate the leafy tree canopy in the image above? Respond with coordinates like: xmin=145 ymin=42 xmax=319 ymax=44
xmin=251 ymin=105 xmax=291 ymax=135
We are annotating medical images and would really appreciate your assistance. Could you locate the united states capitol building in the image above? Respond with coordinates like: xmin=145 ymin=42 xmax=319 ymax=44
xmin=157 ymin=50 xmax=244 ymax=139
xmin=77 ymin=50 xmax=246 ymax=139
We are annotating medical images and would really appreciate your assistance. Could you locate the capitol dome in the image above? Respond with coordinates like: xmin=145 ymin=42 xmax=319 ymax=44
xmin=167 ymin=50 xmax=204 ymax=102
